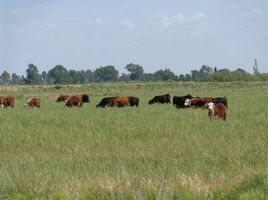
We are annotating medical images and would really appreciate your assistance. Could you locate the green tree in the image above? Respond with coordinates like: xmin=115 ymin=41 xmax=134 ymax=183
xmin=48 ymin=65 xmax=70 ymax=84
xmin=232 ymin=68 xmax=253 ymax=81
xmin=125 ymin=63 xmax=144 ymax=80
xmin=77 ymin=69 xmax=94 ymax=83
xmin=11 ymin=73 xmax=23 ymax=85
xmin=77 ymin=70 xmax=86 ymax=83
xmin=178 ymin=74 xmax=186 ymax=81
xmin=154 ymin=68 xmax=178 ymax=81
xmin=140 ymin=73 xmax=156 ymax=81
xmin=85 ymin=69 xmax=94 ymax=83
xmin=25 ymin=64 xmax=42 ymax=84
xmin=199 ymin=65 xmax=213 ymax=78
xmin=69 ymin=70 xmax=79 ymax=84
xmin=0 ymin=70 xmax=11 ymax=84
xmin=119 ymin=73 xmax=130 ymax=81
xmin=94 ymin=65 xmax=119 ymax=82
xmin=191 ymin=69 xmax=200 ymax=81
xmin=185 ymin=73 xmax=192 ymax=81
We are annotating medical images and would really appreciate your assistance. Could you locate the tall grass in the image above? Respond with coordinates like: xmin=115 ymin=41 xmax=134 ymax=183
xmin=0 ymin=82 xmax=267 ymax=199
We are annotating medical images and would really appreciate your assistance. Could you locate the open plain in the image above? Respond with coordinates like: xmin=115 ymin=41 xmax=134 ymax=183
xmin=0 ymin=82 xmax=267 ymax=199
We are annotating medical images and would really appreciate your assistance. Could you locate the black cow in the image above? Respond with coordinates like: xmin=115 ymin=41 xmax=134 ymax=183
xmin=212 ymin=96 xmax=228 ymax=108
xmin=148 ymin=94 xmax=170 ymax=105
xmin=173 ymin=94 xmax=193 ymax=108
xmin=128 ymin=96 xmax=139 ymax=107
xmin=96 ymin=97 xmax=118 ymax=108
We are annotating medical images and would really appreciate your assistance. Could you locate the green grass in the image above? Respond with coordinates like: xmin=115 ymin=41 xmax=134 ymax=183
xmin=0 ymin=82 xmax=268 ymax=199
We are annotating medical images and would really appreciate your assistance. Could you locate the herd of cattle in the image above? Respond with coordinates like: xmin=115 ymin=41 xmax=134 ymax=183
xmin=0 ymin=94 xmax=227 ymax=120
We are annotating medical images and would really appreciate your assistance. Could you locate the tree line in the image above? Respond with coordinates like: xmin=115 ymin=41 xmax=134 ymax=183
xmin=0 ymin=61 xmax=267 ymax=85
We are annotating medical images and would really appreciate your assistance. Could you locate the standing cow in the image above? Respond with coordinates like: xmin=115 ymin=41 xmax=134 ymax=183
xmin=207 ymin=102 xmax=227 ymax=121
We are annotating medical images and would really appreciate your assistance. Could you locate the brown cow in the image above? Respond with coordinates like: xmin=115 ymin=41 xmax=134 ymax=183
xmin=24 ymin=98 xmax=41 ymax=108
xmin=0 ymin=96 xmax=15 ymax=107
xmin=184 ymin=97 xmax=213 ymax=108
xmin=108 ymin=97 xmax=130 ymax=107
xmin=56 ymin=95 xmax=70 ymax=102
xmin=207 ymin=102 xmax=227 ymax=121
xmin=65 ymin=94 xmax=89 ymax=108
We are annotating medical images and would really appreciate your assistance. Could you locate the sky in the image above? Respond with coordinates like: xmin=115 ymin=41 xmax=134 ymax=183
xmin=0 ymin=0 xmax=267 ymax=76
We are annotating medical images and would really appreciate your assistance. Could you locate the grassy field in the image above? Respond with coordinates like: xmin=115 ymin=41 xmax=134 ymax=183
xmin=0 ymin=82 xmax=268 ymax=199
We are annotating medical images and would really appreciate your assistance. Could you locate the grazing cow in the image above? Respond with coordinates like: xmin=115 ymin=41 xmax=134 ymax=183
xmin=207 ymin=102 xmax=227 ymax=121
xmin=56 ymin=95 xmax=69 ymax=102
xmin=0 ymin=96 xmax=15 ymax=107
xmin=65 ymin=94 xmax=90 ymax=108
xmin=24 ymin=98 xmax=41 ymax=108
xmin=96 ymin=96 xmax=139 ymax=108
xmin=148 ymin=94 xmax=170 ymax=105
xmin=212 ymin=96 xmax=228 ymax=108
xmin=184 ymin=97 xmax=213 ymax=108
xmin=128 ymin=96 xmax=139 ymax=107
xmin=173 ymin=94 xmax=193 ymax=108
xmin=108 ymin=97 xmax=130 ymax=107
xmin=96 ymin=97 xmax=118 ymax=108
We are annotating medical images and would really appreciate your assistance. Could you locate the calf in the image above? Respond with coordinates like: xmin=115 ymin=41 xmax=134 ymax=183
xmin=24 ymin=98 xmax=41 ymax=108
xmin=207 ymin=102 xmax=227 ymax=121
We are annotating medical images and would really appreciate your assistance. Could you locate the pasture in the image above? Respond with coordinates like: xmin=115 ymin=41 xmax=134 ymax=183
xmin=0 ymin=82 xmax=268 ymax=199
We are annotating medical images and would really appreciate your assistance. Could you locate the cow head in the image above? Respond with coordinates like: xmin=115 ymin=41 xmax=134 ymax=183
xmin=207 ymin=102 xmax=214 ymax=111
xmin=148 ymin=100 xmax=154 ymax=105
xmin=184 ymin=98 xmax=191 ymax=107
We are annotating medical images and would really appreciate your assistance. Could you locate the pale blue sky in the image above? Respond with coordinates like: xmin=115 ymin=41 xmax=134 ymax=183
xmin=1 ymin=0 xmax=267 ymax=75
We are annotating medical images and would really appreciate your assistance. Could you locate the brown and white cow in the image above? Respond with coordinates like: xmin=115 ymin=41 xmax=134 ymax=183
xmin=207 ymin=102 xmax=227 ymax=121
xmin=184 ymin=97 xmax=213 ymax=108
xmin=24 ymin=98 xmax=41 ymax=108
xmin=0 ymin=96 xmax=15 ymax=107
